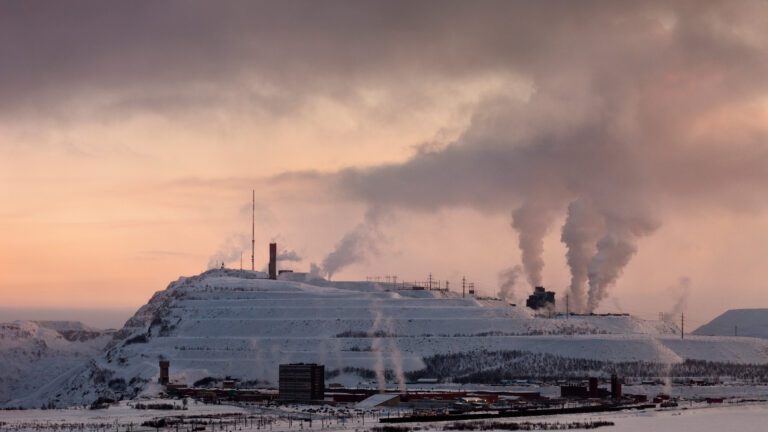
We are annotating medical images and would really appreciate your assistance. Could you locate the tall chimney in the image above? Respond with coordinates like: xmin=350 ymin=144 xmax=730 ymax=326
xmin=269 ymin=242 xmax=277 ymax=280
xmin=159 ymin=360 xmax=170 ymax=385
xmin=611 ymin=374 xmax=622 ymax=400
xmin=588 ymin=377 xmax=598 ymax=398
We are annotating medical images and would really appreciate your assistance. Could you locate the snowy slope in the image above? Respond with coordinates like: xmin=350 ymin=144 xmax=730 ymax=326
xmin=0 ymin=320 xmax=114 ymax=406
xmin=9 ymin=269 xmax=768 ymax=408
xmin=694 ymin=309 xmax=768 ymax=339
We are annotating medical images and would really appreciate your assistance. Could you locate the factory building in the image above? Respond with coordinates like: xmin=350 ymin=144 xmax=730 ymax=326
xmin=559 ymin=376 xmax=621 ymax=400
xmin=278 ymin=363 xmax=325 ymax=401
xmin=526 ymin=286 xmax=555 ymax=310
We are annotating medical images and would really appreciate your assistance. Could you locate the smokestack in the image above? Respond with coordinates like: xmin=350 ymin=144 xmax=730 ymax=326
xmin=611 ymin=374 xmax=622 ymax=400
xmin=589 ymin=377 xmax=598 ymax=398
xmin=159 ymin=360 xmax=169 ymax=385
xmin=269 ymin=242 xmax=277 ymax=280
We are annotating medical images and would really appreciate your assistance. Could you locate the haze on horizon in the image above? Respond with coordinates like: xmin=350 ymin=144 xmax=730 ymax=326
xmin=2 ymin=0 xmax=768 ymax=329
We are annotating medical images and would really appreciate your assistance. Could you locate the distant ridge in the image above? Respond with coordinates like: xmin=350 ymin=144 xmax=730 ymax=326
xmin=693 ymin=309 xmax=768 ymax=339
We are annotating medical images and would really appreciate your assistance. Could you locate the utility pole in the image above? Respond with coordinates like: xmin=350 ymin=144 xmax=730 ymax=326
xmin=462 ymin=276 xmax=466 ymax=298
xmin=428 ymin=273 xmax=433 ymax=290
xmin=681 ymin=312 xmax=684 ymax=340
xmin=251 ymin=189 xmax=255 ymax=271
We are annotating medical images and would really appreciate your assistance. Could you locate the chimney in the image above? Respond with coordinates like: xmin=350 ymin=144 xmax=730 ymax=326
xmin=159 ymin=360 xmax=170 ymax=385
xmin=588 ymin=377 xmax=599 ymax=398
xmin=611 ymin=374 xmax=622 ymax=400
xmin=269 ymin=242 xmax=277 ymax=280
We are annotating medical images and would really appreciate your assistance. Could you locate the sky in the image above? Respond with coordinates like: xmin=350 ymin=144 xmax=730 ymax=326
xmin=2 ymin=0 xmax=768 ymax=329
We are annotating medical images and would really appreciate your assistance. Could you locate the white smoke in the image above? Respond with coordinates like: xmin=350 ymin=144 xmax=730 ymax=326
xmin=586 ymin=210 xmax=659 ymax=312
xmin=497 ymin=265 xmax=522 ymax=303
xmin=207 ymin=233 xmax=250 ymax=269
xmin=561 ymin=199 xmax=604 ymax=313
xmin=321 ymin=206 xmax=391 ymax=280
xmin=308 ymin=262 xmax=325 ymax=279
xmin=667 ymin=276 xmax=692 ymax=318
xmin=511 ymin=203 xmax=558 ymax=288
xmin=384 ymin=316 xmax=407 ymax=392
xmin=276 ymin=249 xmax=302 ymax=262
xmin=369 ymin=308 xmax=387 ymax=392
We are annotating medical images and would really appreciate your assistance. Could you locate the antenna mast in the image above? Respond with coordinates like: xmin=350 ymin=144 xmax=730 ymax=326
xmin=681 ymin=312 xmax=684 ymax=340
xmin=251 ymin=189 xmax=255 ymax=271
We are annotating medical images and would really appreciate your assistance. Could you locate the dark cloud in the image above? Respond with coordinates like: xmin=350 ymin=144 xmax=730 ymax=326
xmin=317 ymin=0 xmax=768 ymax=310
xmin=0 ymin=1 xmax=706 ymax=118
xmin=5 ymin=1 xmax=768 ymax=310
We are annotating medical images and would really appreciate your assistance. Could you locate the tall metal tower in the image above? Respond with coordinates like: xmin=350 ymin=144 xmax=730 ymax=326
xmin=251 ymin=189 xmax=255 ymax=271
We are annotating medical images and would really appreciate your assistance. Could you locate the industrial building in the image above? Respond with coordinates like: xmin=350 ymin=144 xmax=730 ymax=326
xmin=526 ymin=286 xmax=556 ymax=310
xmin=559 ymin=376 xmax=623 ymax=400
xmin=278 ymin=363 xmax=325 ymax=401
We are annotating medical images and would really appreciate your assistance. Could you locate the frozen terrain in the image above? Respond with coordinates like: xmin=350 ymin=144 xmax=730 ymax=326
xmin=694 ymin=309 xmax=768 ymax=339
xmin=0 ymin=320 xmax=113 ymax=405
xmin=1 ymin=399 xmax=768 ymax=432
xmin=5 ymin=269 xmax=768 ymax=408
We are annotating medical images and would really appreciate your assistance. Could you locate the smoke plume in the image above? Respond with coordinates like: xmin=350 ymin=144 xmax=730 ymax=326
xmin=561 ymin=199 xmax=604 ymax=313
xmin=207 ymin=233 xmax=250 ymax=269
xmin=667 ymin=277 xmax=692 ymax=319
xmin=28 ymin=2 xmax=768 ymax=312
xmin=276 ymin=249 xmax=302 ymax=262
xmin=511 ymin=203 xmax=558 ymax=288
xmin=322 ymin=206 xmax=391 ymax=280
xmin=497 ymin=265 xmax=522 ymax=303
xmin=586 ymin=210 xmax=659 ymax=312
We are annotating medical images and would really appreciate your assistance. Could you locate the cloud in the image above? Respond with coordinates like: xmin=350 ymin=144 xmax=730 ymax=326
xmin=6 ymin=1 xmax=768 ymax=311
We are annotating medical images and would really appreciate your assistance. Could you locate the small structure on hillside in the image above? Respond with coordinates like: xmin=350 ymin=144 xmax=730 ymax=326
xmin=526 ymin=287 xmax=555 ymax=310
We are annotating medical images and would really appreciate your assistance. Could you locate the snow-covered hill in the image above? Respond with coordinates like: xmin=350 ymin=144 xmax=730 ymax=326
xmin=694 ymin=309 xmax=768 ymax=339
xmin=8 ymin=269 xmax=768 ymax=408
xmin=0 ymin=320 xmax=114 ymax=406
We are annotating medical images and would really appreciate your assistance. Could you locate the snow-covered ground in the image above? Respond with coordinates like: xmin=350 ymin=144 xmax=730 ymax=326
xmin=506 ymin=402 xmax=768 ymax=432
xmin=0 ymin=320 xmax=113 ymax=405
xmin=4 ymin=269 xmax=768 ymax=408
xmin=694 ymin=309 xmax=768 ymax=339
xmin=2 ymin=399 xmax=768 ymax=432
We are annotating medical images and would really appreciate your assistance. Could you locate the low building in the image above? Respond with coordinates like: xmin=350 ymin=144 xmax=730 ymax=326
xmin=356 ymin=393 xmax=401 ymax=409
xmin=278 ymin=363 xmax=325 ymax=401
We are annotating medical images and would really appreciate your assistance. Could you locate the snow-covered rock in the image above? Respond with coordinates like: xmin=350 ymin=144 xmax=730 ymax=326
xmin=0 ymin=320 xmax=113 ymax=406
xmin=7 ymin=269 xmax=768 ymax=408
xmin=694 ymin=309 xmax=768 ymax=339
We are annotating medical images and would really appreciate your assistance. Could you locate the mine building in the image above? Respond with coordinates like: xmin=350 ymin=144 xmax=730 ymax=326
xmin=526 ymin=286 xmax=556 ymax=310
xmin=278 ymin=363 xmax=325 ymax=401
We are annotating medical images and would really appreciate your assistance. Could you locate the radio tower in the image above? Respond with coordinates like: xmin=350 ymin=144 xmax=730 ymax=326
xmin=251 ymin=190 xmax=255 ymax=271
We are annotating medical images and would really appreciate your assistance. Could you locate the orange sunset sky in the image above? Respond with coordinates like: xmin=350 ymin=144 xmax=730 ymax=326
xmin=2 ymin=1 xmax=768 ymax=329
